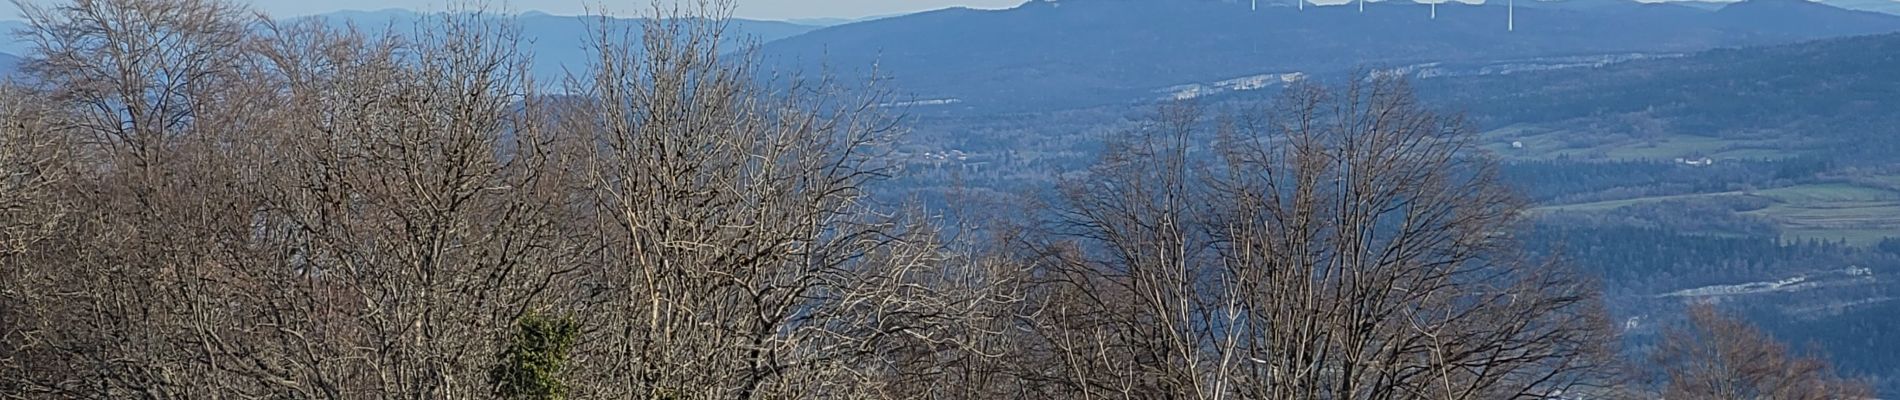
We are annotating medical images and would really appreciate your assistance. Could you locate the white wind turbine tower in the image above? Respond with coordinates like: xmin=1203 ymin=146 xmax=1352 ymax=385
xmin=1431 ymin=0 xmax=1437 ymax=19
xmin=1509 ymin=0 xmax=1516 ymax=31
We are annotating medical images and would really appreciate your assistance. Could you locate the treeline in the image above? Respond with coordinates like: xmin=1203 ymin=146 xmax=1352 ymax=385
xmin=1524 ymin=221 xmax=1894 ymax=294
xmin=1757 ymin=300 xmax=1900 ymax=392
xmin=0 ymin=0 xmax=1873 ymax=398
xmin=1501 ymin=158 xmax=1828 ymax=205
xmin=1424 ymin=33 xmax=1900 ymax=161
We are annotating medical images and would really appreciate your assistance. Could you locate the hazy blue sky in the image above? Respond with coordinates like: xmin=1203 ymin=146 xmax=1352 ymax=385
xmin=1 ymin=0 xmax=1033 ymax=20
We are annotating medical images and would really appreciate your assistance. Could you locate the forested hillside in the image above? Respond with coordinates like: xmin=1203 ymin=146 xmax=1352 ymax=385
xmin=2 ymin=0 xmax=1894 ymax=398
xmin=866 ymin=19 xmax=1900 ymax=394
xmin=1428 ymin=32 xmax=1900 ymax=159
xmin=759 ymin=0 xmax=1900 ymax=110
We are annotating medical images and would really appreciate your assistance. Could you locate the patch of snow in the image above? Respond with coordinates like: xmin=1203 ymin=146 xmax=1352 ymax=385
xmin=1158 ymin=72 xmax=1305 ymax=100
xmin=1675 ymin=157 xmax=1714 ymax=166
xmin=1374 ymin=62 xmax=1443 ymax=80
xmin=1379 ymin=53 xmax=1686 ymax=82
xmin=1159 ymin=53 xmax=1679 ymax=102
xmin=1663 ymin=276 xmax=1814 ymax=297
xmin=1660 ymin=267 xmax=1879 ymax=298
xmin=1848 ymin=265 xmax=1874 ymax=277
xmin=1215 ymin=72 xmax=1306 ymax=91
xmin=1161 ymin=84 xmax=1215 ymax=100
xmin=877 ymin=98 xmax=963 ymax=108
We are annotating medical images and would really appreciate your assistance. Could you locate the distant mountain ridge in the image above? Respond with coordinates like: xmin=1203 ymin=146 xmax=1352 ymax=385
xmin=756 ymin=0 xmax=1900 ymax=111
xmin=293 ymin=10 xmax=823 ymax=81
xmin=3 ymin=1 xmax=1898 ymax=89
xmin=1820 ymin=0 xmax=1900 ymax=14
xmin=0 ymin=10 xmax=827 ymax=81
xmin=292 ymin=8 xmax=822 ymax=43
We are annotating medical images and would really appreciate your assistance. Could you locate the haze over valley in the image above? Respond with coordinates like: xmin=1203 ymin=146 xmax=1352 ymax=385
xmin=3 ymin=0 xmax=1900 ymax=397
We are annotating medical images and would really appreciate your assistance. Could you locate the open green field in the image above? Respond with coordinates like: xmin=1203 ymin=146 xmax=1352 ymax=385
xmin=1535 ymin=182 xmax=1900 ymax=247
xmin=1746 ymin=184 xmax=1900 ymax=246
xmin=1536 ymin=190 xmax=1747 ymax=212
xmin=1479 ymin=124 xmax=1803 ymax=162
xmin=1488 ymin=122 xmax=1894 ymax=246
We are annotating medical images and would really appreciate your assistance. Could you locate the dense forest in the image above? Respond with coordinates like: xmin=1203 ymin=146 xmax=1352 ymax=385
xmin=1424 ymin=32 xmax=1900 ymax=160
xmin=0 ymin=0 xmax=1884 ymax=398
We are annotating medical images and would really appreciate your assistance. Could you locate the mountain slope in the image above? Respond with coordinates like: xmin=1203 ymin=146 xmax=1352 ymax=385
xmin=0 ymin=11 xmax=824 ymax=81
xmin=759 ymin=0 xmax=1900 ymax=111
xmin=298 ymin=10 xmax=823 ymax=81
xmin=1423 ymin=32 xmax=1900 ymax=155
xmin=1820 ymin=0 xmax=1900 ymax=15
xmin=0 ymin=52 xmax=17 ymax=76
xmin=0 ymin=21 xmax=28 ymax=56
xmin=303 ymin=9 xmax=819 ymax=44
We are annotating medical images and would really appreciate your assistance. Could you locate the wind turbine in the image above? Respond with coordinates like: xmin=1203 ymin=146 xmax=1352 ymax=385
xmin=1360 ymin=0 xmax=1366 ymax=13
xmin=1431 ymin=0 xmax=1437 ymax=19
xmin=1508 ymin=0 xmax=1516 ymax=31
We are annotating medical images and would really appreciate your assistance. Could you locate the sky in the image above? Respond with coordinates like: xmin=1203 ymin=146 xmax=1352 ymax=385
xmin=0 ymin=0 xmax=1033 ymax=21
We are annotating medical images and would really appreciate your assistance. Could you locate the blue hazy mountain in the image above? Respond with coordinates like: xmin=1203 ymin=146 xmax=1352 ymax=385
xmin=0 ymin=20 xmax=28 ymax=56
xmin=0 ymin=51 xmax=16 ymax=76
xmin=298 ymin=9 xmax=824 ymax=82
xmin=303 ymin=9 xmax=820 ymax=44
xmin=756 ymin=0 xmax=1900 ymax=111
xmin=1589 ymin=0 xmax=1900 ymax=13
xmin=0 ymin=9 xmax=824 ymax=81
xmin=1820 ymin=0 xmax=1900 ymax=14
xmin=787 ymin=13 xmax=913 ymax=27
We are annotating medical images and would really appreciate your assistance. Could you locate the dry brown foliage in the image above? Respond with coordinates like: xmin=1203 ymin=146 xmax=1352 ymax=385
xmin=1652 ymin=304 xmax=1873 ymax=400
xmin=0 ymin=0 xmax=1645 ymax=399
xmin=0 ymin=0 xmax=1019 ymax=398
xmin=1010 ymin=78 xmax=1618 ymax=399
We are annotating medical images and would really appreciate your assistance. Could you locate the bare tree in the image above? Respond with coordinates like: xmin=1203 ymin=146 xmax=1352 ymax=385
xmin=1 ymin=0 xmax=266 ymax=397
xmin=0 ymin=0 xmax=1030 ymax=396
xmin=237 ymin=9 xmax=580 ymax=397
xmin=0 ymin=84 xmax=74 ymax=400
xmin=0 ymin=1 xmax=1642 ymax=399
xmin=1652 ymin=303 xmax=1873 ymax=400
xmin=1017 ymin=77 xmax=1617 ymax=399
xmin=0 ymin=85 xmax=69 ymax=260
xmin=0 ymin=0 xmax=586 ymax=396
xmin=550 ymin=4 xmax=1027 ymax=398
